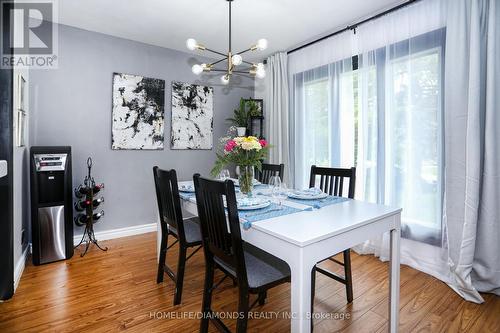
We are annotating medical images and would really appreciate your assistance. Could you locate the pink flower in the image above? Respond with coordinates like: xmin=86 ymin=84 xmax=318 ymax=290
xmin=259 ymin=139 xmax=267 ymax=147
xmin=224 ymin=140 xmax=237 ymax=152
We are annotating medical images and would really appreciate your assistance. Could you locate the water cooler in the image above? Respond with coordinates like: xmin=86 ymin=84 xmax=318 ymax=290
xmin=30 ymin=146 xmax=74 ymax=265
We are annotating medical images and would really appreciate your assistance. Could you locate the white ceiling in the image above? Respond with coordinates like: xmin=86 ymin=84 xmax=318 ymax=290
xmin=56 ymin=0 xmax=403 ymax=62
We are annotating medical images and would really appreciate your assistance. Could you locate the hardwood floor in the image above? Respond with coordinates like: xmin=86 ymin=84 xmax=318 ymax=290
xmin=0 ymin=232 xmax=498 ymax=332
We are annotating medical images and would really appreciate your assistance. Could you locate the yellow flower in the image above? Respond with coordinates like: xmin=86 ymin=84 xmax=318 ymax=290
xmin=241 ymin=140 xmax=262 ymax=151
xmin=234 ymin=136 xmax=245 ymax=144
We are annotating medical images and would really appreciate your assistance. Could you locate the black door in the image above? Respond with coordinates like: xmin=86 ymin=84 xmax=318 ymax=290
xmin=0 ymin=0 xmax=15 ymax=300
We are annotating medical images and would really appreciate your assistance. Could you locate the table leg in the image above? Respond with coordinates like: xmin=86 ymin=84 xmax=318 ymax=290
xmin=290 ymin=259 xmax=314 ymax=333
xmin=389 ymin=227 xmax=400 ymax=333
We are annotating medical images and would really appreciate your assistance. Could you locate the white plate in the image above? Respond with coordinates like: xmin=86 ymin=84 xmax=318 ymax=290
xmin=178 ymin=181 xmax=195 ymax=193
xmin=238 ymin=200 xmax=271 ymax=210
xmin=228 ymin=178 xmax=261 ymax=187
xmin=287 ymin=192 xmax=328 ymax=200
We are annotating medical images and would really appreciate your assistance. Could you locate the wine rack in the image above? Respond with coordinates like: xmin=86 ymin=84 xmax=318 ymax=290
xmin=74 ymin=157 xmax=108 ymax=257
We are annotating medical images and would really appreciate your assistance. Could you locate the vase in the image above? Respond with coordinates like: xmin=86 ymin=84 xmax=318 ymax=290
xmin=236 ymin=127 xmax=246 ymax=136
xmin=238 ymin=165 xmax=254 ymax=196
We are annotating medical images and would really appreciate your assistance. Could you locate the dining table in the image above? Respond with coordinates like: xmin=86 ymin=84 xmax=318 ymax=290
xmin=173 ymin=181 xmax=402 ymax=333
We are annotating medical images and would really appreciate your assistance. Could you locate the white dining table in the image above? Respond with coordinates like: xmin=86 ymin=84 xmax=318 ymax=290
xmin=176 ymin=185 xmax=402 ymax=333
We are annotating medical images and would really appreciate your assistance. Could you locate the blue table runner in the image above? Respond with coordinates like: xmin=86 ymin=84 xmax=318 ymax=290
xmin=239 ymin=203 xmax=307 ymax=230
xmin=286 ymin=195 xmax=350 ymax=209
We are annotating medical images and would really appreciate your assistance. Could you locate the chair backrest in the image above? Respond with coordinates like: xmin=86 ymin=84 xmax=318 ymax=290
xmin=256 ymin=163 xmax=285 ymax=184
xmin=193 ymin=174 xmax=248 ymax=286
xmin=309 ymin=165 xmax=356 ymax=199
xmin=153 ymin=166 xmax=186 ymax=242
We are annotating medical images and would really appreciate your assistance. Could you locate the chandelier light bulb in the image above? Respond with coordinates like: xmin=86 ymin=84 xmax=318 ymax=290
xmin=192 ymin=64 xmax=203 ymax=75
xmin=232 ymin=54 xmax=243 ymax=66
xmin=256 ymin=62 xmax=265 ymax=70
xmin=186 ymin=38 xmax=197 ymax=51
xmin=256 ymin=67 xmax=266 ymax=79
xmin=256 ymin=38 xmax=268 ymax=51
xmin=221 ymin=74 xmax=230 ymax=85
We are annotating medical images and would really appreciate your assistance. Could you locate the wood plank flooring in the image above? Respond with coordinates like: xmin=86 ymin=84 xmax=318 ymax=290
xmin=0 ymin=232 xmax=498 ymax=332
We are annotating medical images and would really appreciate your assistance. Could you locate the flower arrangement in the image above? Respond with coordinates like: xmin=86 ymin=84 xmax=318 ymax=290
xmin=211 ymin=135 xmax=269 ymax=195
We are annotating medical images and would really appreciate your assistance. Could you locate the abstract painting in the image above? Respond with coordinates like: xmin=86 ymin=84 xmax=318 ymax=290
xmin=171 ymin=81 xmax=213 ymax=150
xmin=112 ymin=73 xmax=165 ymax=150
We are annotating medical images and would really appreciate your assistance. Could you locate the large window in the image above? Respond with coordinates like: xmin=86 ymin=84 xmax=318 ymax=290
xmin=386 ymin=48 xmax=442 ymax=236
xmin=303 ymin=77 xmax=330 ymax=168
xmin=295 ymin=29 xmax=444 ymax=245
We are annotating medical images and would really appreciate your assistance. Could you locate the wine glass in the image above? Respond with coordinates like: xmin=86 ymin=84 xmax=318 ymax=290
xmin=272 ymin=182 xmax=288 ymax=210
xmin=219 ymin=169 xmax=230 ymax=181
xmin=268 ymin=175 xmax=281 ymax=189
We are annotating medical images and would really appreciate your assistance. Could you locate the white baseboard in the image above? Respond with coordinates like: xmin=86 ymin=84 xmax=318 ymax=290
xmin=14 ymin=247 xmax=29 ymax=292
xmin=73 ymin=222 xmax=157 ymax=245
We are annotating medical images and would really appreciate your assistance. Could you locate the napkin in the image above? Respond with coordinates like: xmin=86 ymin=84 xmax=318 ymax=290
xmin=238 ymin=196 xmax=269 ymax=207
xmin=292 ymin=187 xmax=324 ymax=196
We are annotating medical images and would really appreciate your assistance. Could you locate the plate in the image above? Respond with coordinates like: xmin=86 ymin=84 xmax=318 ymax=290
xmin=238 ymin=200 xmax=271 ymax=210
xmin=287 ymin=192 xmax=328 ymax=200
xmin=178 ymin=182 xmax=195 ymax=193
xmin=228 ymin=178 xmax=261 ymax=187
xmin=236 ymin=196 xmax=271 ymax=210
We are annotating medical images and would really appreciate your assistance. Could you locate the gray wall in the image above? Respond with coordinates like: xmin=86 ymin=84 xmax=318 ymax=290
xmin=30 ymin=24 xmax=254 ymax=233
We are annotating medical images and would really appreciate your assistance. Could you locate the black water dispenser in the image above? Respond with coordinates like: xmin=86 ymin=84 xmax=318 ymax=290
xmin=30 ymin=146 xmax=74 ymax=265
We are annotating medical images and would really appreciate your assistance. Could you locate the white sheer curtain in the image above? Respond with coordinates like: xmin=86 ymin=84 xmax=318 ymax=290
xmin=290 ymin=0 xmax=500 ymax=301
xmin=264 ymin=52 xmax=291 ymax=183
xmin=351 ymin=0 xmax=449 ymax=284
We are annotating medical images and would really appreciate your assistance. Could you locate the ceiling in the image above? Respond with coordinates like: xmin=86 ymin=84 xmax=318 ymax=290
xmin=56 ymin=0 xmax=404 ymax=62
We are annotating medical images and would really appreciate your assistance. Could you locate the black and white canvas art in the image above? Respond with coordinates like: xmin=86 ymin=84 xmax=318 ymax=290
xmin=112 ymin=73 xmax=165 ymax=150
xmin=171 ymin=81 xmax=214 ymax=150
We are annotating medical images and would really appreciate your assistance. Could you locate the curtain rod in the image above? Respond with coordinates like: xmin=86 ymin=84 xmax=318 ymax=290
xmin=287 ymin=0 xmax=421 ymax=55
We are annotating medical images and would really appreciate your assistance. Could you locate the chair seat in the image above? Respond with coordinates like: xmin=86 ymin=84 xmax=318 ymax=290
xmin=215 ymin=242 xmax=291 ymax=291
xmin=168 ymin=216 xmax=202 ymax=244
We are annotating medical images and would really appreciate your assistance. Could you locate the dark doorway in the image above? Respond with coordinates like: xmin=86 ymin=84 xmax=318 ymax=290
xmin=0 ymin=0 xmax=15 ymax=300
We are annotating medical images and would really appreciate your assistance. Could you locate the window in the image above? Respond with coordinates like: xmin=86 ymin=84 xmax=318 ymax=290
xmin=386 ymin=48 xmax=442 ymax=237
xmin=295 ymin=29 xmax=445 ymax=245
xmin=303 ymin=77 xmax=330 ymax=168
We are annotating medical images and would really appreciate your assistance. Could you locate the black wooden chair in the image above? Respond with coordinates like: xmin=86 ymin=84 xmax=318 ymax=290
xmin=309 ymin=166 xmax=356 ymax=315
xmin=193 ymin=174 xmax=291 ymax=333
xmin=153 ymin=166 xmax=203 ymax=305
xmin=255 ymin=163 xmax=284 ymax=184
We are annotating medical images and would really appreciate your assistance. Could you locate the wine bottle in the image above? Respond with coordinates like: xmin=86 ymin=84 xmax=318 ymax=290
xmin=74 ymin=214 xmax=89 ymax=226
xmin=92 ymin=210 xmax=105 ymax=223
xmin=93 ymin=183 xmax=104 ymax=194
xmin=74 ymin=185 xmax=87 ymax=198
xmin=76 ymin=185 xmax=92 ymax=197
xmin=74 ymin=200 xmax=91 ymax=212
xmin=92 ymin=196 xmax=104 ymax=208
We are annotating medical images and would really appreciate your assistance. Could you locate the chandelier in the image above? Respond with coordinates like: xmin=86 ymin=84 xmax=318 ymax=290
xmin=186 ymin=0 xmax=267 ymax=85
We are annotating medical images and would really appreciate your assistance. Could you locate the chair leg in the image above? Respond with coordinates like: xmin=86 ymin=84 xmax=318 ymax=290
xmin=311 ymin=266 xmax=316 ymax=332
xmin=173 ymin=246 xmax=187 ymax=305
xmin=343 ymin=249 xmax=353 ymax=303
xmin=236 ymin=291 xmax=250 ymax=333
xmin=156 ymin=232 xmax=168 ymax=283
xmin=258 ymin=291 xmax=267 ymax=306
xmin=200 ymin=260 xmax=215 ymax=333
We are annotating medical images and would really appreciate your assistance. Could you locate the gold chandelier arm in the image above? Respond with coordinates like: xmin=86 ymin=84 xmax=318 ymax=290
xmin=233 ymin=70 xmax=253 ymax=74
xmin=209 ymin=57 xmax=228 ymax=67
xmin=204 ymin=48 xmax=227 ymax=57
xmin=234 ymin=47 xmax=253 ymax=55
xmin=209 ymin=69 xmax=230 ymax=72
xmin=242 ymin=60 xmax=256 ymax=66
